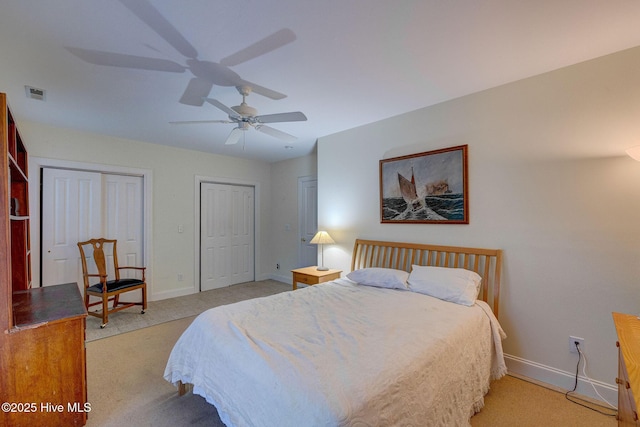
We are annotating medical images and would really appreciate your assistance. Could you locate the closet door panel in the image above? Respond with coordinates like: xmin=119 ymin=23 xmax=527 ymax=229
xmin=41 ymin=168 xmax=102 ymax=290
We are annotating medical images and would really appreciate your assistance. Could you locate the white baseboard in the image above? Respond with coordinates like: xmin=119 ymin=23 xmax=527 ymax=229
xmin=151 ymin=286 xmax=197 ymax=301
xmin=504 ymin=353 xmax=618 ymax=407
xmin=267 ymin=272 xmax=292 ymax=284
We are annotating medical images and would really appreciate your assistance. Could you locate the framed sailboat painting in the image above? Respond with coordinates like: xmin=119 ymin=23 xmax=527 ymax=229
xmin=379 ymin=145 xmax=468 ymax=224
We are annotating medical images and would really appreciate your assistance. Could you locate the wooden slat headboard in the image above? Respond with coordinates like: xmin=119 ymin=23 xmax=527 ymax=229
xmin=351 ymin=239 xmax=503 ymax=318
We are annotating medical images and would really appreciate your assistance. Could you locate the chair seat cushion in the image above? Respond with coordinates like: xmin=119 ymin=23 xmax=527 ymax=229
xmin=87 ymin=278 xmax=145 ymax=294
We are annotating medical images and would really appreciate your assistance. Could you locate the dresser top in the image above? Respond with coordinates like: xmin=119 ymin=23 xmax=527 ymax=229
xmin=13 ymin=282 xmax=87 ymax=328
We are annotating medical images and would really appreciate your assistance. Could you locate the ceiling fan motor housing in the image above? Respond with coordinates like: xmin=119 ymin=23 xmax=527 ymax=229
xmin=232 ymin=103 xmax=257 ymax=118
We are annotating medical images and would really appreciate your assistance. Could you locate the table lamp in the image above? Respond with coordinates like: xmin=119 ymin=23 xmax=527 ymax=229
xmin=310 ymin=231 xmax=334 ymax=271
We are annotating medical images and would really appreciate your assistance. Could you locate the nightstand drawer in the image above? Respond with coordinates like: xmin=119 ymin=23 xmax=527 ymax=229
xmin=291 ymin=267 xmax=342 ymax=290
xmin=296 ymin=274 xmax=317 ymax=285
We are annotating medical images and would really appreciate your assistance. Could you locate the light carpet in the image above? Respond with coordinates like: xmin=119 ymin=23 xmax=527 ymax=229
xmin=85 ymin=279 xmax=291 ymax=341
xmin=85 ymin=281 xmax=617 ymax=426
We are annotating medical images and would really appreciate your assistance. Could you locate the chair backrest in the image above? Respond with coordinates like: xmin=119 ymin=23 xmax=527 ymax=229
xmin=78 ymin=238 xmax=120 ymax=288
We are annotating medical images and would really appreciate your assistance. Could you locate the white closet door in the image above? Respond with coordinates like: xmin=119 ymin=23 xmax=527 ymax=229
xmin=42 ymin=169 xmax=144 ymax=296
xmin=102 ymin=174 xmax=144 ymax=302
xmin=41 ymin=168 xmax=102 ymax=290
xmin=201 ymin=183 xmax=254 ymax=291
xmin=103 ymin=174 xmax=145 ymax=282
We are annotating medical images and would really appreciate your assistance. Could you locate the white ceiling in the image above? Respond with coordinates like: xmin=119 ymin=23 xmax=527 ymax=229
xmin=1 ymin=0 xmax=640 ymax=163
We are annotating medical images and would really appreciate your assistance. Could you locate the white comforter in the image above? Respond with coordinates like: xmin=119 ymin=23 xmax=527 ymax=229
xmin=164 ymin=279 xmax=507 ymax=427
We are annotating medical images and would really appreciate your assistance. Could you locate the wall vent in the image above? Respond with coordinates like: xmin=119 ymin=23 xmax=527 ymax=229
xmin=25 ymin=85 xmax=46 ymax=101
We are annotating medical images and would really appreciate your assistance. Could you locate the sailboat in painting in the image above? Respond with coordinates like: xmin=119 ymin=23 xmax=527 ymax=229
xmin=397 ymin=168 xmax=422 ymax=210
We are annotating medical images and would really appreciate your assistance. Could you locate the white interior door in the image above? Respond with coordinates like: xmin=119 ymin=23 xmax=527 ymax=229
xmin=103 ymin=174 xmax=144 ymax=278
xmin=41 ymin=168 xmax=102 ymax=290
xmin=298 ymin=176 xmax=318 ymax=267
xmin=102 ymin=174 xmax=145 ymax=304
xmin=41 ymin=169 xmax=144 ymax=294
xmin=201 ymin=183 xmax=254 ymax=291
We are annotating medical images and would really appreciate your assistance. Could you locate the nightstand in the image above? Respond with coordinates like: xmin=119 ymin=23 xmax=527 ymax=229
xmin=291 ymin=266 xmax=342 ymax=290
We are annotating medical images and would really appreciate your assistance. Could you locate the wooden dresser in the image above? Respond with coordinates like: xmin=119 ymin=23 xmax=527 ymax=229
xmin=3 ymin=284 xmax=88 ymax=427
xmin=613 ymin=312 xmax=640 ymax=426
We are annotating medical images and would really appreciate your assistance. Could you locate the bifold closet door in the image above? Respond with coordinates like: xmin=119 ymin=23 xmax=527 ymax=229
xmin=200 ymin=183 xmax=254 ymax=291
xmin=41 ymin=168 xmax=102 ymax=290
xmin=41 ymin=169 xmax=144 ymax=294
xmin=103 ymin=174 xmax=144 ymax=277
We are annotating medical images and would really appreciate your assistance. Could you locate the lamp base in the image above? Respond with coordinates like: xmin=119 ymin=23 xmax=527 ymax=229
xmin=316 ymin=266 xmax=329 ymax=271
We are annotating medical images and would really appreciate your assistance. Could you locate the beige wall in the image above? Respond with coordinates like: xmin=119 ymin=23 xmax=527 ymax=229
xmin=270 ymin=154 xmax=318 ymax=282
xmin=317 ymin=46 xmax=640 ymax=401
xmin=21 ymin=122 xmax=275 ymax=299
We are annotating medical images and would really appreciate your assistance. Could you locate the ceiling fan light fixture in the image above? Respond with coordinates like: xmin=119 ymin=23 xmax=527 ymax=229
xmin=198 ymin=88 xmax=306 ymax=144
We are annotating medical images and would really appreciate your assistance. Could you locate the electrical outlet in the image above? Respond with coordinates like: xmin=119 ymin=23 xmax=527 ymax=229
xmin=569 ymin=336 xmax=585 ymax=353
xmin=276 ymin=263 xmax=280 ymax=270
xmin=177 ymin=273 xmax=183 ymax=282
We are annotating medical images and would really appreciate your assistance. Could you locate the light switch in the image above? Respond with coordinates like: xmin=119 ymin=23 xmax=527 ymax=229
xmin=178 ymin=224 xmax=184 ymax=233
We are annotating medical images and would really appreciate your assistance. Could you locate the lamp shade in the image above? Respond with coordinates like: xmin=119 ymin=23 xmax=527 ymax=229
xmin=310 ymin=231 xmax=334 ymax=271
xmin=626 ymin=145 xmax=640 ymax=161
xmin=310 ymin=231 xmax=335 ymax=245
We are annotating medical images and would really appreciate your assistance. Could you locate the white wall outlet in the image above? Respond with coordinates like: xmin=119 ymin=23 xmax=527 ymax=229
xmin=569 ymin=336 xmax=585 ymax=353
xmin=177 ymin=273 xmax=183 ymax=282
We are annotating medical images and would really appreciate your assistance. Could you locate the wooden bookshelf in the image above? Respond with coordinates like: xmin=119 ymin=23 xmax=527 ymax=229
xmin=2 ymin=94 xmax=30 ymax=293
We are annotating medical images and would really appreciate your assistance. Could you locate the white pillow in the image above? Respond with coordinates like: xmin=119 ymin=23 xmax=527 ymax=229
xmin=407 ymin=265 xmax=481 ymax=306
xmin=346 ymin=268 xmax=409 ymax=290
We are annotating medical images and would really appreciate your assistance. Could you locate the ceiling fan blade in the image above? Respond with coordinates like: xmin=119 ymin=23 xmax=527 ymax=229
xmin=203 ymin=98 xmax=241 ymax=120
xmin=169 ymin=120 xmax=232 ymax=125
xmin=65 ymin=47 xmax=186 ymax=72
xmin=118 ymin=0 xmax=198 ymax=59
xmin=255 ymin=125 xmax=297 ymax=142
xmin=238 ymin=79 xmax=286 ymax=100
xmin=254 ymin=111 xmax=307 ymax=124
xmin=219 ymin=28 xmax=296 ymax=67
xmin=225 ymin=127 xmax=244 ymax=145
xmin=179 ymin=78 xmax=213 ymax=106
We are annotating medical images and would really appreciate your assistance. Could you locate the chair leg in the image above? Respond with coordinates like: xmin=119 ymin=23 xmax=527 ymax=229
xmin=141 ymin=285 xmax=147 ymax=314
xmin=101 ymin=292 xmax=109 ymax=328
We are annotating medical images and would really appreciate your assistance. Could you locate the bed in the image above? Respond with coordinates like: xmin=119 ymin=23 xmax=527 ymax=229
xmin=164 ymin=239 xmax=507 ymax=426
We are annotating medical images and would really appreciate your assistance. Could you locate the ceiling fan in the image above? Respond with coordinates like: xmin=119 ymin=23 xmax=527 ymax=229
xmin=170 ymin=85 xmax=307 ymax=145
xmin=65 ymin=0 xmax=296 ymax=105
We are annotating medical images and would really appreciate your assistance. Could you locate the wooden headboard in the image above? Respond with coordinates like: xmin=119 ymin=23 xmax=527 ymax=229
xmin=351 ymin=239 xmax=503 ymax=318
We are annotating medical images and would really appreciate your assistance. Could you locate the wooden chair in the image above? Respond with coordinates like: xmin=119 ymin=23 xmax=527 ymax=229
xmin=77 ymin=238 xmax=147 ymax=328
